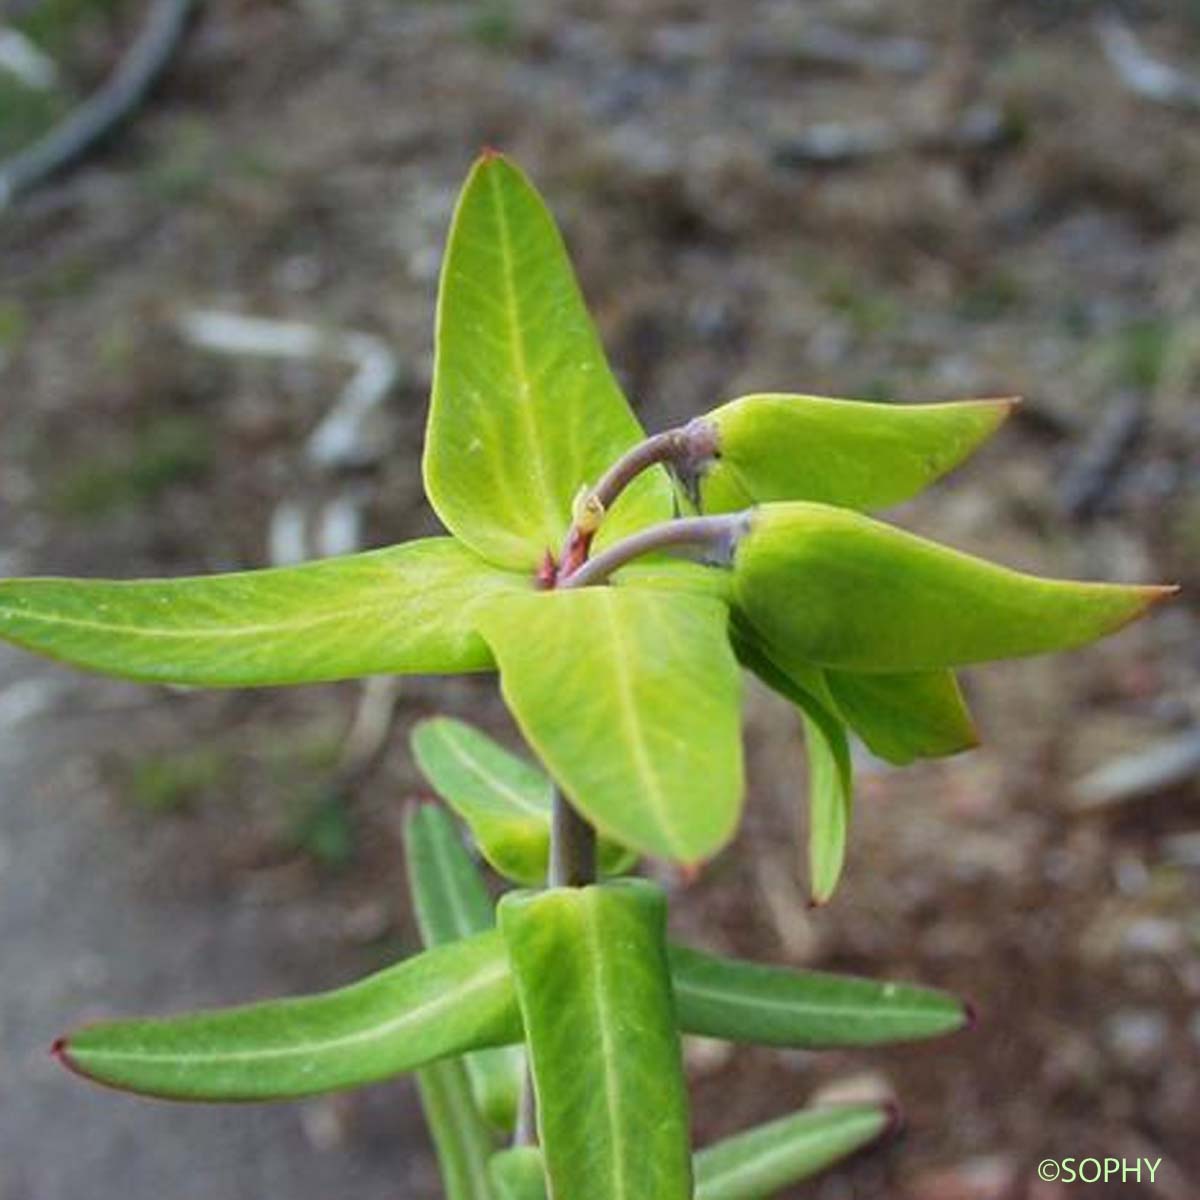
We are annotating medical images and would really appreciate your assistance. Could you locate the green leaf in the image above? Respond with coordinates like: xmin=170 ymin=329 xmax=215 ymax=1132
xmin=404 ymin=803 xmax=525 ymax=1131
xmin=488 ymin=1149 xmax=549 ymax=1200
xmin=731 ymin=624 xmax=853 ymax=904
xmin=477 ymin=588 xmax=744 ymax=864
xmin=482 ymin=1106 xmax=895 ymax=1200
xmin=424 ymin=152 xmax=672 ymax=570
xmin=800 ymin=708 xmax=853 ymax=905
xmin=405 ymin=802 xmax=496 ymax=942
xmin=410 ymin=718 xmax=636 ymax=885
xmin=499 ymin=881 xmax=693 ymax=1200
xmin=700 ymin=393 xmax=1015 ymax=513
xmin=0 ymin=539 xmax=529 ymax=687
xmin=735 ymin=502 xmax=1172 ymax=672
xmin=415 ymin=1058 xmax=497 ymax=1200
xmin=695 ymin=1104 xmax=893 ymax=1199
xmin=54 ymin=931 xmax=521 ymax=1101
xmin=825 ymin=668 xmax=978 ymax=765
xmin=670 ymin=944 xmax=970 ymax=1046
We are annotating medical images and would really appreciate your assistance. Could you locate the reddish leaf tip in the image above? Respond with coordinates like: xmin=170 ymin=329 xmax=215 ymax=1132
xmin=404 ymin=795 xmax=442 ymax=820
xmin=1115 ymin=583 xmax=1181 ymax=632
xmin=50 ymin=1036 xmax=90 ymax=1083
xmin=962 ymin=999 xmax=980 ymax=1031
xmin=880 ymin=1100 xmax=905 ymax=1140
xmin=1148 ymin=583 xmax=1182 ymax=600
xmin=479 ymin=145 xmax=505 ymax=162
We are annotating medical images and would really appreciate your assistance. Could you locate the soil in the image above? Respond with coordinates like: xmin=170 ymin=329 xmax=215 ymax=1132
xmin=1 ymin=2 xmax=1198 ymax=1198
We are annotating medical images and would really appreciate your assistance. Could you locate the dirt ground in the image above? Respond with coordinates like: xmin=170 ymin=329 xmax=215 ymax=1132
xmin=1 ymin=2 xmax=1198 ymax=1198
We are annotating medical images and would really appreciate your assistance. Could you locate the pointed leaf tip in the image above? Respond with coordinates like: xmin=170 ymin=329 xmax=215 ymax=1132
xmin=700 ymin=393 xmax=1020 ymax=515
xmin=735 ymin=503 xmax=1175 ymax=673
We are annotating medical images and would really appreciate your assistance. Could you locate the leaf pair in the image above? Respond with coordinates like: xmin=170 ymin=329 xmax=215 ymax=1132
xmin=53 ymin=900 xmax=968 ymax=1102
xmin=493 ymin=874 xmax=925 ymax=1200
xmin=55 ymin=797 xmax=961 ymax=1198
xmin=403 ymin=807 xmax=954 ymax=1200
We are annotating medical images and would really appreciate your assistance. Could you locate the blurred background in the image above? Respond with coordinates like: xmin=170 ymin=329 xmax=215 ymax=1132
xmin=1 ymin=1 xmax=1198 ymax=1197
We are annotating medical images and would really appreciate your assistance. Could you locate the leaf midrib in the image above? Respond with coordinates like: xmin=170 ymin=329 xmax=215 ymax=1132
xmin=583 ymin=899 xmax=630 ymax=1200
xmin=674 ymin=973 xmax=952 ymax=1026
xmin=72 ymin=958 xmax=509 ymax=1068
xmin=0 ymin=589 xmax=478 ymax=643
xmin=597 ymin=595 xmax=686 ymax=858
xmin=438 ymin=722 xmax=550 ymax=821
xmin=697 ymin=1119 xmax=871 ymax=1197
xmin=489 ymin=162 xmax=561 ymax=550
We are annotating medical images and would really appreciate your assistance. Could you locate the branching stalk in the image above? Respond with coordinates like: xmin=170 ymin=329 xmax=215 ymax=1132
xmin=558 ymin=419 xmax=719 ymax=577
xmin=560 ymin=511 xmax=752 ymax=590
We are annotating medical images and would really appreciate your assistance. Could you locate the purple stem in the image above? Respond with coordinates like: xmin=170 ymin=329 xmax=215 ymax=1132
xmin=557 ymin=419 xmax=719 ymax=576
xmin=560 ymin=512 xmax=752 ymax=590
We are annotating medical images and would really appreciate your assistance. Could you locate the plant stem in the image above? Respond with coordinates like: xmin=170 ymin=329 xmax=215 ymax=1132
xmin=514 ymin=1069 xmax=538 ymax=1147
xmin=558 ymin=419 xmax=719 ymax=577
xmin=521 ymin=504 xmax=739 ymax=1151
xmin=514 ymin=785 xmax=596 ymax=1148
xmin=549 ymin=786 xmax=596 ymax=886
xmin=560 ymin=511 xmax=752 ymax=590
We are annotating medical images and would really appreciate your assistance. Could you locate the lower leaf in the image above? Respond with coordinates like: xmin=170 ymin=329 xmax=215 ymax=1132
xmin=671 ymin=944 xmax=970 ymax=1046
xmin=404 ymin=803 xmax=525 ymax=1132
xmin=695 ymin=1103 xmax=894 ymax=1199
xmin=416 ymin=1058 xmax=497 ymax=1200
xmin=499 ymin=880 xmax=693 ymax=1200
xmin=54 ymin=931 xmax=521 ymax=1101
